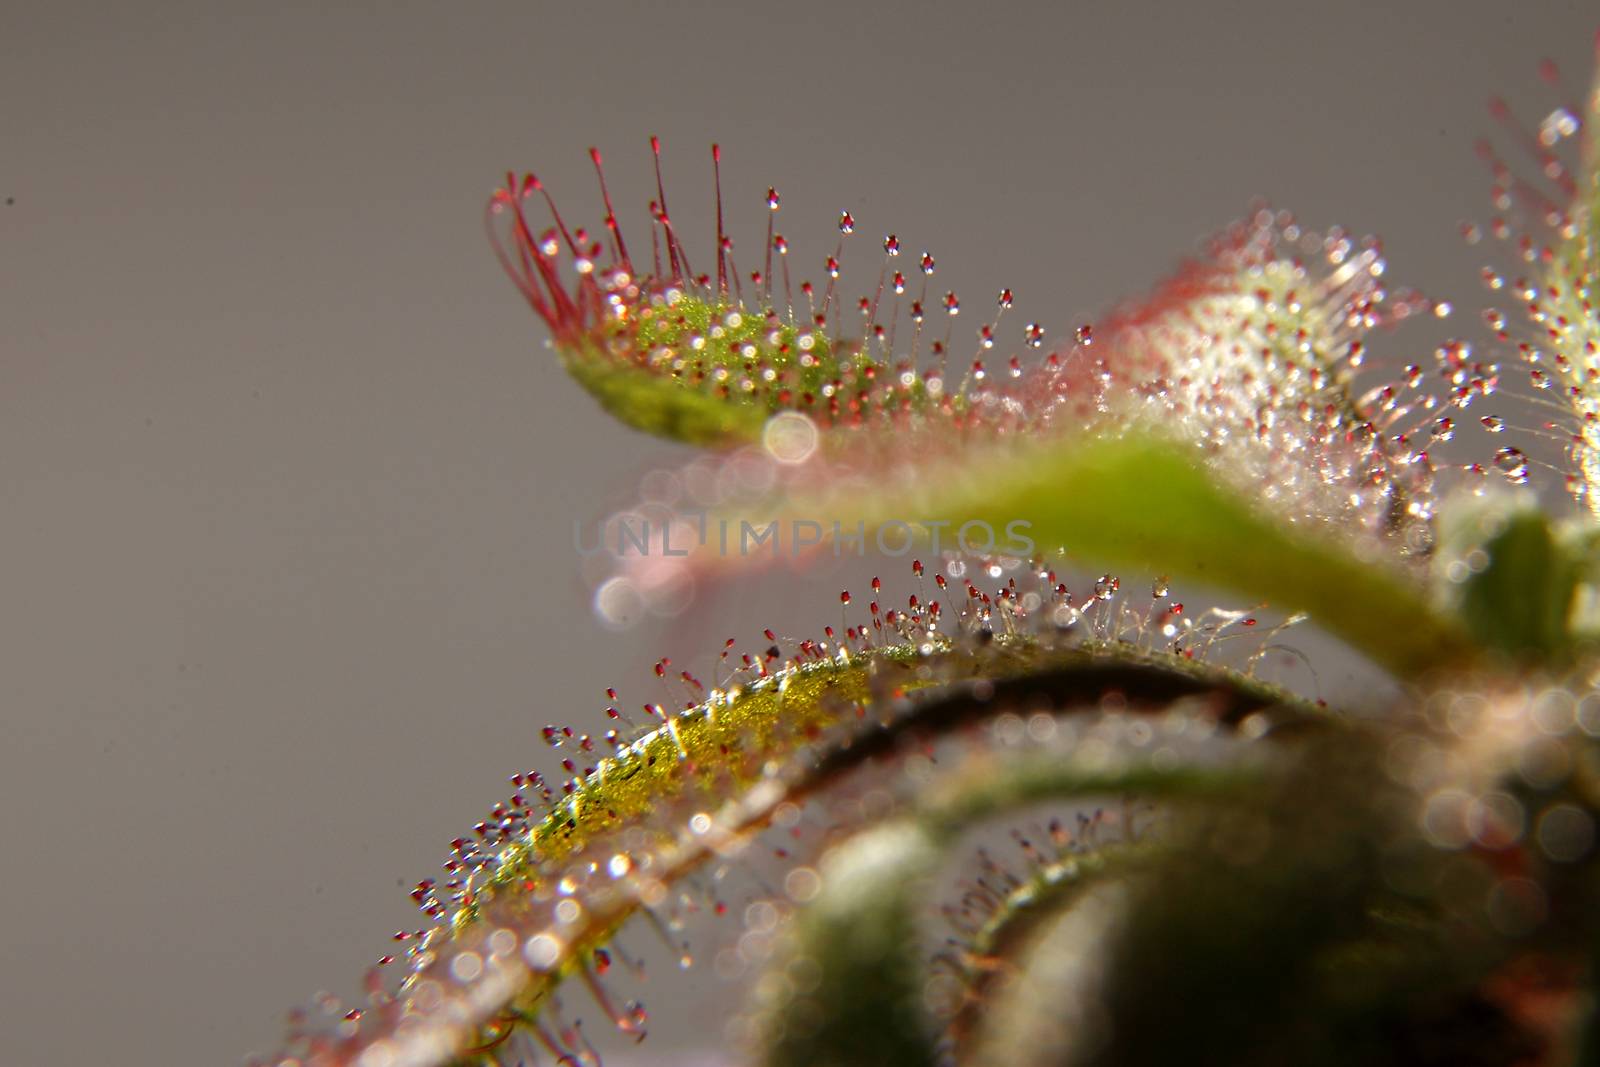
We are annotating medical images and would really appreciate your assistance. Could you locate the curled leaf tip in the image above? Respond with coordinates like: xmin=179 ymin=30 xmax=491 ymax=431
xmin=487 ymin=144 xmax=900 ymax=446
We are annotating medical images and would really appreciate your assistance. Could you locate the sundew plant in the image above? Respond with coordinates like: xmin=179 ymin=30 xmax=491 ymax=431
xmin=266 ymin=36 xmax=1600 ymax=1067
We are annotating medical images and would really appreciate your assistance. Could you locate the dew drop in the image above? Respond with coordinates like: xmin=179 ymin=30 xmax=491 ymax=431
xmin=1494 ymin=446 xmax=1530 ymax=484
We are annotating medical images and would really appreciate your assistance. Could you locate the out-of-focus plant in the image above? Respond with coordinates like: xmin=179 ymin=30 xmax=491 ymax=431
xmin=264 ymin=38 xmax=1600 ymax=1067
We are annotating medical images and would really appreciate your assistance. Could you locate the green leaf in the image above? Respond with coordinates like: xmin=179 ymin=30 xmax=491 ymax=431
xmin=562 ymin=339 xmax=769 ymax=446
xmin=1526 ymin=58 xmax=1600 ymax=515
xmin=758 ymin=823 xmax=943 ymax=1067
xmin=1440 ymin=499 xmax=1581 ymax=662
xmin=760 ymin=755 xmax=1271 ymax=1067
xmin=721 ymin=434 xmax=1475 ymax=679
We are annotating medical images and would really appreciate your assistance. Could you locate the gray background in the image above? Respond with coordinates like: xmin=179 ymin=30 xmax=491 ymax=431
xmin=3 ymin=1 xmax=1596 ymax=1063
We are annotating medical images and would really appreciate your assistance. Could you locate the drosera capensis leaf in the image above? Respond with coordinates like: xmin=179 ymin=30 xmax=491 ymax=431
xmin=273 ymin=625 xmax=1317 ymax=1067
xmin=922 ymin=727 xmax=1533 ymax=1067
xmin=896 ymin=437 xmax=1474 ymax=681
xmin=1473 ymin=35 xmax=1600 ymax=513
xmin=756 ymin=754 xmax=1281 ymax=1067
xmin=490 ymin=139 xmax=1460 ymax=557
xmin=945 ymin=844 xmax=1144 ymax=1057
xmin=691 ymin=434 xmax=1476 ymax=681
